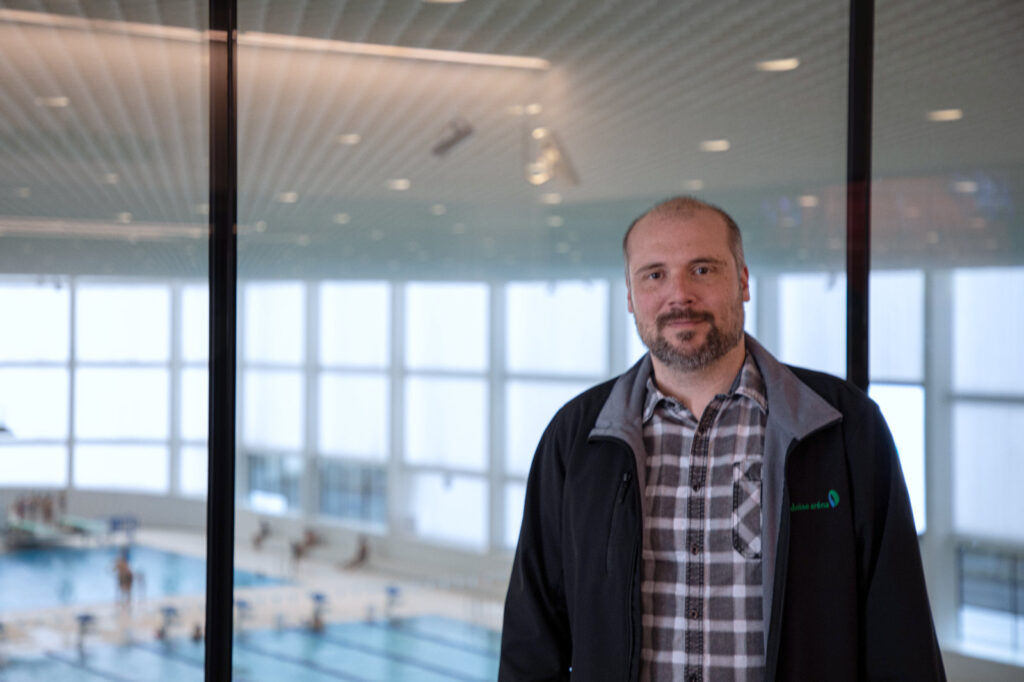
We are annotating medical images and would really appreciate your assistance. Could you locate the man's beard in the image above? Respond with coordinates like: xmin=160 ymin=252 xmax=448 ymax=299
xmin=640 ymin=306 xmax=744 ymax=372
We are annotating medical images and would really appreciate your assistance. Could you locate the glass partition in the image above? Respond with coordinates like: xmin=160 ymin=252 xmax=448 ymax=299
xmin=0 ymin=1 xmax=210 ymax=673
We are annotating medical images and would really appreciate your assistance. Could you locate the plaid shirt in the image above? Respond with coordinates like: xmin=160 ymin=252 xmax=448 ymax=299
xmin=639 ymin=353 xmax=768 ymax=682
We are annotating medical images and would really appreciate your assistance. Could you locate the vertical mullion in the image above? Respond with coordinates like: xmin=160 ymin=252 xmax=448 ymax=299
xmin=846 ymin=0 xmax=874 ymax=391
xmin=206 ymin=0 xmax=237 ymax=679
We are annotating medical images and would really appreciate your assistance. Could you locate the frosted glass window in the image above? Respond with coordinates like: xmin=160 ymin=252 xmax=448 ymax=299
xmin=959 ymin=606 xmax=1015 ymax=652
xmin=953 ymin=268 xmax=1024 ymax=394
xmin=869 ymin=384 xmax=925 ymax=533
xmin=0 ymin=369 xmax=69 ymax=439
xmin=76 ymin=285 xmax=170 ymax=362
xmin=506 ymin=380 xmax=590 ymax=477
xmin=405 ymin=377 xmax=487 ymax=471
xmin=74 ymin=445 xmax=168 ymax=492
xmin=0 ymin=284 xmax=69 ymax=361
xmin=626 ymin=276 xmax=759 ymax=368
xmin=506 ymin=280 xmax=608 ymax=375
xmin=320 ymin=281 xmax=390 ymax=367
xmin=953 ymin=403 xmax=1024 ymax=543
xmin=0 ymin=445 xmax=67 ymax=486
xmin=407 ymin=472 xmax=486 ymax=550
xmin=505 ymin=481 xmax=527 ymax=549
xmin=778 ymin=273 xmax=846 ymax=376
xmin=869 ymin=271 xmax=923 ymax=382
xmin=243 ymin=370 xmax=303 ymax=450
xmin=181 ymin=284 xmax=209 ymax=363
xmin=244 ymin=281 xmax=305 ymax=364
xmin=180 ymin=368 xmax=208 ymax=442
xmin=405 ymin=282 xmax=488 ymax=371
xmin=180 ymin=445 xmax=207 ymax=497
xmin=319 ymin=373 xmax=388 ymax=459
xmin=75 ymin=369 xmax=169 ymax=439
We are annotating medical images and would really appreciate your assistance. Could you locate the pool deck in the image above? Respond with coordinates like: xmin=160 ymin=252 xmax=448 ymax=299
xmin=0 ymin=528 xmax=505 ymax=660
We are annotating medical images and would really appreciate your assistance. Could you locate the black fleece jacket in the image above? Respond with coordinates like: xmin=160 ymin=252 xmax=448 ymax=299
xmin=500 ymin=338 xmax=945 ymax=681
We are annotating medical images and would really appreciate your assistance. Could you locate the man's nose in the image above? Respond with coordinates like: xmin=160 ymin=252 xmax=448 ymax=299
xmin=667 ymin=272 xmax=696 ymax=305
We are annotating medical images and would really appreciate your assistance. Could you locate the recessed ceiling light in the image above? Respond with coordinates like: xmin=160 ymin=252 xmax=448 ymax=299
xmin=14 ymin=187 xmax=30 ymax=198
xmin=699 ymin=139 xmax=731 ymax=152
xmin=103 ymin=173 xmax=119 ymax=185
xmin=296 ymin=235 xmax=311 ymax=247
xmin=927 ymin=109 xmax=963 ymax=122
xmin=277 ymin=191 xmax=299 ymax=203
xmin=798 ymin=195 xmax=819 ymax=208
xmin=387 ymin=179 xmax=411 ymax=191
xmin=555 ymin=242 xmax=571 ymax=254
xmin=540 ymin=193 xmax=562 ymax=205
xmin=452 ymin=223 xmax=467 ymax=234
xmin=337 ymin=133 xmax=362 ymax=145
xmin=116 ymin=212 xmax=132 ymax=224
xmin=333 ymin=213 xmax=351 ymax=225
xmin=532 ymin=127 xmax=549 ymax=140
xmin=525 ymin=103 xmax=543 ymax=115
xmin=254 ymin=220 xmax=267 ymax=232
xmin=683 ymin=179 xmax=705 ymax=191
xmin=34 ymin=95 xmax=69 ymax=108
xmin=755 ymin=58 xmax=800 ymax=72
xmin=546 ymin=216 xmax=564 ymax=228
xmin=953 ymin=180 xmax=977 ymax=194
xmin=431 ymin=204 xmax=447 ymax=215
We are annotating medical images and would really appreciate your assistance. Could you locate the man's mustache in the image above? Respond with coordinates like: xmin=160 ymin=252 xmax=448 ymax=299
xmin=657 ymin=309 xmax=714 ymax=330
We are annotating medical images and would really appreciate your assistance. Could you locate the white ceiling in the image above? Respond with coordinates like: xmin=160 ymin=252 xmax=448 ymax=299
xmin=0 ymin=0 xmax=1021 ymax=278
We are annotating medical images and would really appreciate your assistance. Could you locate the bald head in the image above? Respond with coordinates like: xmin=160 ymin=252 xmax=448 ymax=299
xmin=623 ymin=196 xmax=746 ymax=273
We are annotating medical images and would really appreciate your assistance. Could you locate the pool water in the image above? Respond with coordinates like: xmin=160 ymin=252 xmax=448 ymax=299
xmin=0 ymin=616 xmax=501 ymax=681
xmin=0 ymin=545 xmax=283 ymax=612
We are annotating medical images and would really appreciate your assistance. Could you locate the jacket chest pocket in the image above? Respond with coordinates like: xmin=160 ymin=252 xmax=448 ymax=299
xmin=732 ymin=459 xmax=762 ymax=560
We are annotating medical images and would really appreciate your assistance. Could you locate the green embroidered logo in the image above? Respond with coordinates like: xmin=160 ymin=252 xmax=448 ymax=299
xmin=790 ymin=489 xmax=840 ymax=512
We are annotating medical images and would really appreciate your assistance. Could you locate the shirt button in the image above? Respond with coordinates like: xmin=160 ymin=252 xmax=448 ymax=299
xmin=690 ymin=543 xmax=699 ymax=555
xmin=688 ymin=674 xmax=699 ymax=682
xmin=691 ymin=483 xmax=700 ymax=492
xmin=688 ymin=609 xmax=699 ymax=619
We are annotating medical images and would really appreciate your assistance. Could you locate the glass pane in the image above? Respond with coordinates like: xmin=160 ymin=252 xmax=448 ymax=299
xmin=0 ymin=282 xmax=69 ymax=361
xmin=0 ymin=368 xmax=69 ymax=439
xmin=182 ymin=283 xmax=209 ymax=363
xmin=953 ymin=268 xmax=1024 ymax=394
xmin=76 ymin=285 xmax=171 ymax=362
xmin=320 ymin=281 xmax=390 ymax=367
xmin=180 ymin=444 xmax=208 ymax=498
xmin=953 ymin=404 xmax=1024 ymax=542
xmin=778 ymin=273 xmax=846 ymax=376
xmin=244 ymin=281 xmax=305 ymax=365
xmin=0 ymin=1 xmax=209 ymax=674
xmin=74 ymin=445 xmax=169 ymax=493
xmin=406 ymin=472 xmax=486 ymax=550
xmin=404 ymin=376 xmax=487 ymax=471
xmin=405 ymin=282 xmax=488 ymax=371
xmin=180 ymin=367 xmax=209 ymax=443
xmin=319 ymin=459 xmax=387 ymax=525
xmin=505 ymin=379 xmax=590 ymax=477
xmin=247 ymin=453 xmax=303 ymax=513
xmin=0 ymin=445 xmax=67 ymax=487
xmin=75 ymin=368 xmax=169 ymax=439
xmin=319 ymin=373 xmax=388 ymax=459
xmin=869 ymin=271 xmax=923 ymax=382
xmin=243 ymin=370 xmax=304 ymax=450
xmin=869 ymin=384 xmax=925 ymax=533
xmin=506 ymin=280 xmax=608 ymax=375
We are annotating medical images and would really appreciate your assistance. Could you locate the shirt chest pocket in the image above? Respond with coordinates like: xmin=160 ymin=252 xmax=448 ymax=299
xmin=732 ymin=459 xmax=762 ymax=560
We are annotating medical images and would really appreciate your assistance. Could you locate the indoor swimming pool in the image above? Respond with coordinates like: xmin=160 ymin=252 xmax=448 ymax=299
xmin=0 ymin=545 xmax=283 ymax=612
xmin=0 ymin=615 xmax=501 ymax=681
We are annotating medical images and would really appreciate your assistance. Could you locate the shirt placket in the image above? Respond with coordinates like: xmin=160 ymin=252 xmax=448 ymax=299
xmin=684 ymin=396 xmax=725 ymax=682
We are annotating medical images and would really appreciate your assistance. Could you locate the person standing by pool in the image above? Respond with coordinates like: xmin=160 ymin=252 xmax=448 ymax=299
xmin=113 ymin=548 xmax=133 ymax=608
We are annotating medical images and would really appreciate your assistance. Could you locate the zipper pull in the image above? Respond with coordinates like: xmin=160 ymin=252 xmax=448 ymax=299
xmin=619 ymin=471 xmax=632 ymax=503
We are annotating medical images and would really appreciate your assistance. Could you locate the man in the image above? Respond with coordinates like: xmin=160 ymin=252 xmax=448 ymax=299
xmin=500 ymin=197 xmax=944 ymax=681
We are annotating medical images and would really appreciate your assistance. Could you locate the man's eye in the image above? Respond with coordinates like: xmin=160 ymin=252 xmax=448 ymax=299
xmin=647 ymin=271 xmax=662 ymax=280
xmin=694 ymin=266 xmax=711 ymax=275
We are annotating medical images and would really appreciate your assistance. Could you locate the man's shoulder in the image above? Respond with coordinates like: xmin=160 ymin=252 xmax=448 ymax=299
xmin=554 ymin=375 xmax=619 ymax=422
xmin=784 ymin=364 xmax=877 ymax=418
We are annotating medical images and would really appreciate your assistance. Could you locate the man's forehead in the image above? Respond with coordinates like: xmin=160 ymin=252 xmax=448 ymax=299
xmin=629 ymin=209 xmax=730 ymax=250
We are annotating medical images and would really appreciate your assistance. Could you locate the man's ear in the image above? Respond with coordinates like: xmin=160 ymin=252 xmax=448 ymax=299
xmin=626 ymin=277 xmax=635 ymax=314
xmin=740 ymin=266 xmax=751 ymax=302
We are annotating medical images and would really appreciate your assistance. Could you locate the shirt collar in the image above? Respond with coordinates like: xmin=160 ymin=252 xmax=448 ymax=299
xmin=642 ymin=351 xmax=768 ymax=423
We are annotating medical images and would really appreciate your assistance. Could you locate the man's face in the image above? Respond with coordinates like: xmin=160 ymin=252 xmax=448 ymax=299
xmin=626 ymin=209 xmax=749 ymax=373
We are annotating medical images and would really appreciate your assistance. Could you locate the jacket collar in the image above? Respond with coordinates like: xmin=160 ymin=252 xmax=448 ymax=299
xmin=590 ymin=334 xmax=841 ymax=439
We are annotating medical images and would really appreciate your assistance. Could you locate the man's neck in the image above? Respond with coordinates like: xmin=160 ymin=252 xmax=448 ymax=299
xmin=650 ymin=338 xmax=747 ymax=417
